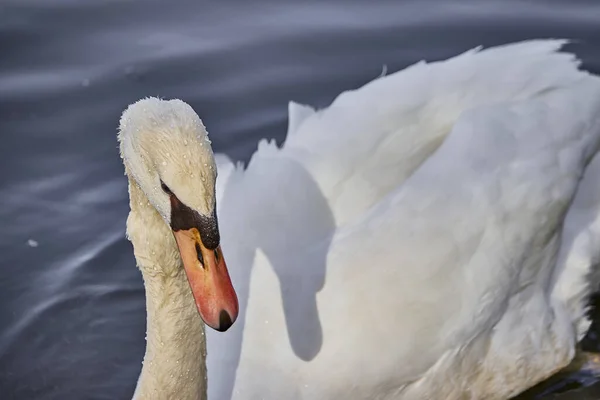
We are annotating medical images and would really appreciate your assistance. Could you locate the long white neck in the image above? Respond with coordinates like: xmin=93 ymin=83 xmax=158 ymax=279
xmin=126 ymin=177 xmax=208 ymax=400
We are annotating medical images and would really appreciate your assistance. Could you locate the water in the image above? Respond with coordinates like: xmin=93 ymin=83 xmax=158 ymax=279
xmin=1 ymin=0 xmax=600 ymax=399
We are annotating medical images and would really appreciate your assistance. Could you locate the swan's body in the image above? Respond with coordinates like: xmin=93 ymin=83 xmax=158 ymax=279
xmin=120 ymin=40 xmax=600 ymax=400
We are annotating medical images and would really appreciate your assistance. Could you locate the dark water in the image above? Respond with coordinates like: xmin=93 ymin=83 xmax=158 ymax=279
xmin=2 ymin=1 xmax=600 ymax=399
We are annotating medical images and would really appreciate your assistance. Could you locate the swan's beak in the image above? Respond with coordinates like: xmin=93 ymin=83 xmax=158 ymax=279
xmin=171 ymin=227 xmax=239 ymax=332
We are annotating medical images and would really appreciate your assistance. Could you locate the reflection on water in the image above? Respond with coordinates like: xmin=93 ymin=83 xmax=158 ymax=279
xmin=1 ymin=0 xmax=600 ymax=399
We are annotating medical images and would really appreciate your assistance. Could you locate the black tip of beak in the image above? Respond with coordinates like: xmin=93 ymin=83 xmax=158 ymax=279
xmin=215 ymin=310 xmax=233 ymax=332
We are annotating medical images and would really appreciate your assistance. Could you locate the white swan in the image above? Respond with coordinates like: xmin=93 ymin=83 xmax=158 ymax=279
xmin=119 ymin=39 xmax=600 ymax=400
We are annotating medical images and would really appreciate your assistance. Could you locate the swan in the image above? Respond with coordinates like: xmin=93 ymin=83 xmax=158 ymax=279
xmin=119 ymin=39 xmax=600 ymax=400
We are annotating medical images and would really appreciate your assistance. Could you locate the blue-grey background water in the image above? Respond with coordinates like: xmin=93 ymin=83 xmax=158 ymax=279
xmin=1 ymin=1 xmax=600 ymax=399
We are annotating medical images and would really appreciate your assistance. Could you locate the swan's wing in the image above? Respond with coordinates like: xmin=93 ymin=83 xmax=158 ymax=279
xmin=286 ymin=101 xmax=316 ymax=138
xmin=231 ymin=76 xmax=600 ymax=399
xmin=214 ymin=152 xmax=236 ymax=206
xmin=553 ymin=150 xmax=600 ymax=339
xmin=275 ymin=40 xmax=589 ymax=226
xmin=320 ymin=76 xmax=600 ymax=398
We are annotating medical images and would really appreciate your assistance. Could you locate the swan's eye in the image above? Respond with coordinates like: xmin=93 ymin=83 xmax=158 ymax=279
xmin=160 ymin=180 xmax=172 ymax=195
xmin=195 ymin=242 xmax=205 ymax=268
xmin=214 ymin=248 xmax=220 ymax=263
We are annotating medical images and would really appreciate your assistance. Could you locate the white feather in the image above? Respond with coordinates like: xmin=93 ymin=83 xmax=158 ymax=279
xmin=206 ymin=39 xmax=600 ymax=399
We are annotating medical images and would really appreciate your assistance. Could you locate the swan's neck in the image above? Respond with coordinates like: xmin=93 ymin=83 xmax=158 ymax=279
xmin=126 ymin=179 xmax=207 ymax=400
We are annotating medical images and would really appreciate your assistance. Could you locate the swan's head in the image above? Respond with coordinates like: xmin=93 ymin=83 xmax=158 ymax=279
xmin=118 ymin=97 xmax=238 ymax=332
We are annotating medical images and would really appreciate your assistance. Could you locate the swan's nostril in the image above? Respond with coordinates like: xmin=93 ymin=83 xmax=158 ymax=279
xmin=195 ymin=242 xmax=205 ymax=268
xmin=216 ymin=310 xmax=233 ymax=332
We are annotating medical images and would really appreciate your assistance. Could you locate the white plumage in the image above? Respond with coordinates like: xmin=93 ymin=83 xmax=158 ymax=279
xmin=208 ymin=40 xmax=600 ymax=399
xmin=120 ymin=40 xmax=600 ymax=400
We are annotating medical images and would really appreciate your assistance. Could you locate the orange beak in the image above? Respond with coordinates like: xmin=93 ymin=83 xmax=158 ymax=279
xmin=172 ymin=228 xmax=238 ymax=331
xmin=166 ymin=188 xmax=238 ymax=332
